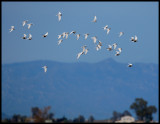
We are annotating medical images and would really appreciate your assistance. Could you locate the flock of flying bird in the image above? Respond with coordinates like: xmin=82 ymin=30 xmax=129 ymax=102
xmin=9 ymin=12 xmax=138 ymax=72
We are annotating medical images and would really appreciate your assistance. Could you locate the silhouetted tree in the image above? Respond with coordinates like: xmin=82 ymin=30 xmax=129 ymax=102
xmin=73 ymin=115 xmax=85 ymax=123
xmin=56 ymin=116 xmax=68 ymax=123
xmin=122 ymin=110 xmax=132 ymax=117
xmin=11 ymin=114 xmax=21 ymax=122
xmin=111 ymin=111 xmax=122 ymax=121
xmin=145 ymin=105 xmax=157 ymax=121
xmin=88 ymin=115 xmax=95 ymax=123
xmin=31 ymin=106 xmax=53 ymax=123
xmin=78 ymin=115 xmax=85 ymax=123
xmin=130 ymin=98 xmax=157 ymax=121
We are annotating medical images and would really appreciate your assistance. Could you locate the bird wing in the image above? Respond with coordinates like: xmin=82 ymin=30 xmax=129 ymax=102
xmin=84 ymin=34 xmax=88 ymax=40
xmin=108 ymin=45 xmax=112 ymax=48
xmin=58 ymin=39 xmax=62 ymax=45
xmin=58 ymin=35 xmax=62 ymax=39
xmin=58 ymin=14 xmax=61 ymax=21
xmin=44 ymin=68 xmax=47 ymax=72
xmin=11 ymin=26 xmax=14 ymax=29
xmin=77 ymin=52 xmax=82 ymax=59
xmin=65 ymin=33 xmax=69 ymax=39
xmin=77 ymin=34 xmax=80 ymax=40
xmin=29 ymin=34 xmax=32 ymax=38
xmin=107 ymin=28 xmax=110 ymax=34
xmin=135 ymin=35 xmax=137 ymax=41
xmin=93 ymin=16 xmax=97 ymax=22
xmin=28 ymin=24 xmax=31 ymax=29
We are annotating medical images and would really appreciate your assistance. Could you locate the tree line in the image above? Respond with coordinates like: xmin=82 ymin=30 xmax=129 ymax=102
xmin=2 ymin=97 xmax=157 ymax=123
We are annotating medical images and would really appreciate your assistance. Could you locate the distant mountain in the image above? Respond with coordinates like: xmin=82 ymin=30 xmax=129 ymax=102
xmin=2 ymin=58 xmax=159 ymax=120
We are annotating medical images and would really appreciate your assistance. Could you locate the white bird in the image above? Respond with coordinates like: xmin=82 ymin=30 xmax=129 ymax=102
xmin=84 ymin=33 xmax=89 ymax=40
xmin=134 ymin=35 xmax=138 ymax=42
xmin=42 ymin=66 xmax=47 ymax=73
xmin=22 ymin=20 xmax=28 ymax=27
xmin=43 ymin=32 xmax=48 ymax=37
xmin=70 ymin=31 xmax=76 ymax=35
xmin=58 ymin=34 xmax=63 ymax=39
xmin=56 ymin=12 xmax=62 ymax=21
xmin=131 ymin=35 xmax=138 ymax=42
xmin=96 ymin=40 xmax=102 ymax=51
xmin=103 ymin=25 xmax=108 ymax=30
xmin=77 ymin=51 xmax=84 ymax=59
xmin=62 ymin=32 xmax=66 ymax=38
xmin=91 ymin=36 xmax=97 ymax=44
xmin=84 ymin=48 xmax=89 ymax=55
xmin=131 ymin=37 xmax=134 ymax=41
xmin=96 ymin=44 xmax=101 ymax=51
xmin=27 ymin=23 xmax=33 ymax=29
xmin=118 ymin=48 xmax=122 ymax=53
xmin=82 ymin=45 xmax=87 ymax=52
xmin=9 ymin=26 xmax=15 ymax=32
xmin=58 ymin=39 xmax=63 ymax=45
xmin=27 ymin=34 xmax=32 ymax=40
xmin=22 ymin=34 xmax=27 ymax=39
xmin=106 ymin=28 xmax=111 ymax=34
xmin=112 ymin=43 xmax=117 ymax=50
xmin=115 ymin=51 xmax=120 ymax=56
xmin=128 ymin=63 xmax=133 ymax=67
xmin=107 ymin=45 xmax=112 ymax=51
xmin=65 ymin=32 xmax=69 ymax=39
xmin=76 ymin=34 xmax=80 ymax=40
xmin=92 ymin=16 xmax=97 ymax=22
xmin=119 ymin=32 xmax=124 ymax=37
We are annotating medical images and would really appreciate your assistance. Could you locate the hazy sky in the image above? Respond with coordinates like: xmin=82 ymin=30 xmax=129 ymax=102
xmin=2 ymin=2 xmax=158 ymax=64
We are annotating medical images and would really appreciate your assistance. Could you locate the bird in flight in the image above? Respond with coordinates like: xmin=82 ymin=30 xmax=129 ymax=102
xmin=107 ymin=45 xmax=112 ymax=51
xmin=77 ymin=45 xmax=88 ymax=59
xmin=77 ymin=51 xmax=84 ymax=59
xmin=115 ymin=51 xmax=120 ymax=56
xmin=22 ymin=20 xmax=28 ymax=27
xmin=96 ymin=40 xmax=102 ymax=51
xmin=112 ymin=43 xmax=117 ymax=50
xmin=84 ymin=33 xmax=89 ymax=40
xmin=27 ymin=23 xmax=33 ymax=29
xmin=128 ymin=63 xmax=133 ymax=67
xmin=58 ymin=39 xmax=63 ymax=45
xmin=117 ymin=48 xmax=122 ymax=53
xmin=58 ymin=34 xmax=63 ymax=39
xmin=91 ymin=36 xmax=97 ymax=44
xmin=27 ymin=34 xmax=32 ymax=40
xmin=65 ymin=32 xmax=69 ymax=39
xmin=57 ymin=12 xmax=62 ymax=21
xmin=42 ymin=66 xmax=47 ymax=72
xmin=70 ymin=31 xmax=76 ymax=35
xmin=62 ymin=32 xmax=66 ymax=38
xmin=9 ymin=26 xmax=15 ymax=32
xmin=119 ymin=32 xmax=124 ymax=37
xmin=106 ymin=28 xmax=111 ymax=35
xmin=76 ymin=34 xmax=80 ymax=40
xmin=43 ymin=32 xmax=48 ymax=37
xmin=131 ymin=35 xmax=138 ymax=42
xmin=22 ymin=34 xmax=27 ymax=39
xmin=103 ymin=25 xmax=108 ymax=30
xmin=92 ymin=16 xmax=97 ymax=22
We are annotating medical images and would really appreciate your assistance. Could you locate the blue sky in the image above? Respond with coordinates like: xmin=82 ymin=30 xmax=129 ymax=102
xmin=2 ymin=2 xmax=158 ymax=64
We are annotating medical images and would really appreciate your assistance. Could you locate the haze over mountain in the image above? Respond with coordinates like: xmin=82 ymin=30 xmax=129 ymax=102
xmin=2 ymin=58 xmax=158 ymax=120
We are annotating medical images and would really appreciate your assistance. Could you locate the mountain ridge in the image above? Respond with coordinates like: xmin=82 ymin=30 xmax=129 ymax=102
xmin=2 ymin=58 xmax=158 ymax=120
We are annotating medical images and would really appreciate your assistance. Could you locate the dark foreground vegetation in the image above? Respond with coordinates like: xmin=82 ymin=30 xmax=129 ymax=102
xmin=2 ymin=98 xmax=158 ymax=123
